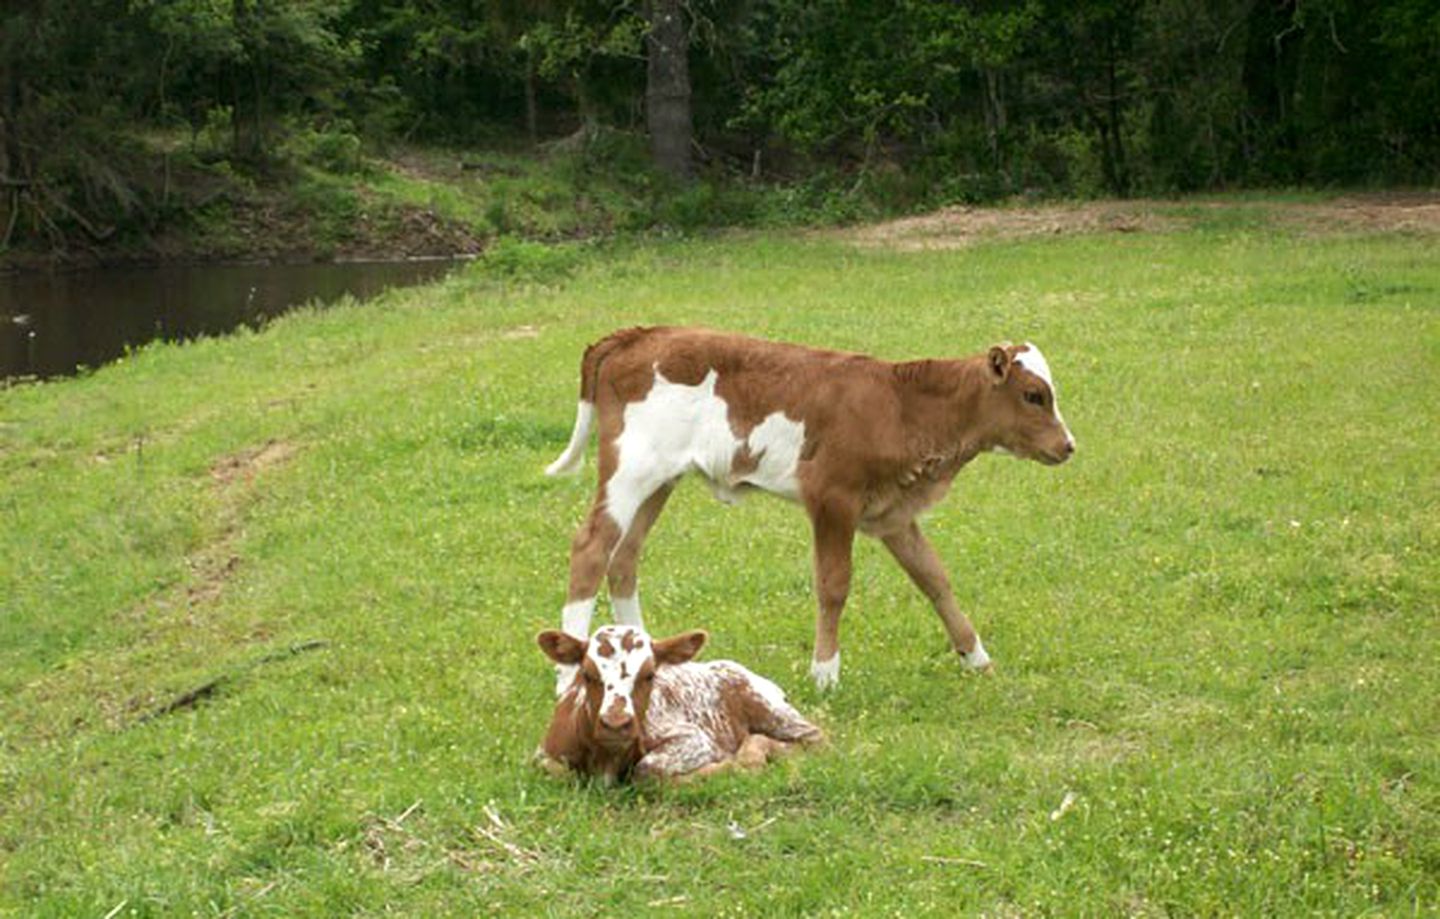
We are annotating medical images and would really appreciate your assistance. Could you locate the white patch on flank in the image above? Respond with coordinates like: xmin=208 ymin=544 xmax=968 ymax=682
xmin=545 ymin=401 xmax=595 ymax=476
xmin=1017 ymin=342 xmax=1075 ymax=448
xmin=744 ymin=410 xmax=807 ymax=500
xmin=964 ymin=637 xmax=991 ymax=670
xmin=611 ymin=594 xmax=643 ymax=627
xmin=587 ymin=625 xmax=652 ymax=721
xmin=810 ymin=651 xmax=841 ymax=690
xmin=607 ymin=368 xmax=806 ymax=532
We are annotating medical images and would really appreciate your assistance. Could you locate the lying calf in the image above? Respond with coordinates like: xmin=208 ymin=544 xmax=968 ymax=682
xmin=537 ymin=624 xmax=822 ymax=783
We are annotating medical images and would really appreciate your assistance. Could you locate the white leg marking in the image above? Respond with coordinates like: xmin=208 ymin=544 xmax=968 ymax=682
xmin=545 ymin=401 xmax=595 ymax=477
xmin=612 ymin=594 xmax=643 ymax=627
xmin=562 ymin=598 xmax=596 ymax=639
xmin=555 ymin=597 xmax=596 ymax=696
xmin=810 ymin=651 xmax=841 ymax=691
xmin=964 ymin=637 xmax=992 ymax=670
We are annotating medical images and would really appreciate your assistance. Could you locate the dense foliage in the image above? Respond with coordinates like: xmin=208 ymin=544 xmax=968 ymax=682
xmin=2 ymin=0 xmax=1437 ymax=249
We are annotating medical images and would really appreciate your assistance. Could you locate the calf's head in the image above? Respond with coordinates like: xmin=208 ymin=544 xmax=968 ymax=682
xmin=985 ymin=342 xmax=1076 ymax=465
xmin=538 ymin=625 xmax=707 ymax=747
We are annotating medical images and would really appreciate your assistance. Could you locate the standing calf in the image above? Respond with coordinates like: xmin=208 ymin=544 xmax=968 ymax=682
xmin=537 ymin=625 xmax=823 ymax=783
xmin=546 ymin=326 xmax=1075 ymax=691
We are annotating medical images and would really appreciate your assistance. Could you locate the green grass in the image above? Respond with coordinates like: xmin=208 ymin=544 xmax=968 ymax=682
xmin=358 ymin=145 xmax=660 ymax=239
xmin=2 ymin=207 xmax=1437 ymax=915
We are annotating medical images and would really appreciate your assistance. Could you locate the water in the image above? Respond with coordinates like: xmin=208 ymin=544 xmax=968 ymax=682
xmin=0 ymin=259 xmax=465 ymax=382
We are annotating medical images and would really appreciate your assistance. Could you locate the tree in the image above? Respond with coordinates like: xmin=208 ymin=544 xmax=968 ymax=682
xmin=644 ymin=0 xmax=692 ymax=179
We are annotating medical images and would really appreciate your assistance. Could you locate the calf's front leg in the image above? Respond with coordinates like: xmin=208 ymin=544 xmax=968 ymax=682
xmin=880 ymin=521 xmax=991 ymax=670
xmin=808 ymin=500 xmax=858 ymax=690
xmin=633 ymin=728 xmax=725 ymax=781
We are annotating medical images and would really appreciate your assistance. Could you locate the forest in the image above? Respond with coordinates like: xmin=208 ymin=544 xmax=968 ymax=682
xmin=2 ymin=0 xmax=1437 ymax=252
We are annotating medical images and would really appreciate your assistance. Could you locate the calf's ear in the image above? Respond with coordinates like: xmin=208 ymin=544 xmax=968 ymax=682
xmin=653 ymin=630 xmax=708 ymax=666
xmin=537 ymin=630 xmax=587 ymax=665
xmin=987 ymin=343 xmax=1014 ymax=383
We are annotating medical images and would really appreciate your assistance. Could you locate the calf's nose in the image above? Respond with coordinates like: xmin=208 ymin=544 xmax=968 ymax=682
xmin=1063 ymin=439 xmax=1076 ymax=456
xmin=600 ymin=709 xmax=634 ymax=732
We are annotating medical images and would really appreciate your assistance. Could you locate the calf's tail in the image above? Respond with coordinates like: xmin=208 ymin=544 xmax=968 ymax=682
xmin=544 ymin=327 xmax=654 ymax=477
xmin=545 ymin=402 xmax=595 ymax=476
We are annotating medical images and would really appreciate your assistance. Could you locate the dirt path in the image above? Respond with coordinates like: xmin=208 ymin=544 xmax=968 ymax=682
xmin=841 ymin=192 xmax=1440 ymax=251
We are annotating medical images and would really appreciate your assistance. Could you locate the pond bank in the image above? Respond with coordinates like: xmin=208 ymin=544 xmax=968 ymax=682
xmin=1 ymin=257 xmax=469 ymax=381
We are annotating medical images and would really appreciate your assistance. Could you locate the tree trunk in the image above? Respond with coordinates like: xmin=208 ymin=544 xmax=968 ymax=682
xmin=644 ymin=0 xmax=692 ymax=180
xmin=0 ymin=56 xmax=17 ymax=248
xmin=524 ymin=48 xmax=539 ymax=147
xmin=1104 ymin=30 xmax=1129 ymax=196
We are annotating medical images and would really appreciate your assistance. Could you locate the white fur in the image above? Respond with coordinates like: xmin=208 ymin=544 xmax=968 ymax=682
xmin=562 ymin=598 xmax=595 ymax=639
xmin=743 ymin=669 xmax=791 ymax=709
xmin=546 ymin=401 xmax=595 ymax=476
xmin=1015 ymin=343 xmax=1055 ymax=388
xmin=810 ymin=651 xmax=841 ymax=690
xmin=607 ymin=368 xmax=806 ymax=532
xmin=555 ymin=598 xmax=596 ymax=695
xmin=587 ymin=625 xmax=652 ymax=721
xmin=555 ymin=664 xmax=578 ymax=697
xmin=964 ymin=637 xmax=991 ymax=670
xmin=1017 ymin=343 xmax=1075 ymax=449
xmin=612 ymin=594 xmax=643 ymax=626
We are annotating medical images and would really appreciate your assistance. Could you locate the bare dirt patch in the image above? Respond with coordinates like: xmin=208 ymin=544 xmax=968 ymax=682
xmin=843 ymin=192 xmax=1440 ymax=250
xmin=845 ymin=201 xmax=1175 ymax=251
xmin=209 ymin=439 xmax=299 ymax=487
xmin=1280 ymin=193 xmax=1440 ymax=235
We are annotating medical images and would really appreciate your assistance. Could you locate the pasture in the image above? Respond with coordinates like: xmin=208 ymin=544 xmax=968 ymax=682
xmin=2 ymin=200 xmax=1437 ymax=915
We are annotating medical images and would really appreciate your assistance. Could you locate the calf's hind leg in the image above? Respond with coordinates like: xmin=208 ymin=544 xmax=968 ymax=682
xmin=556 ymin=465 xmax=668 ymax=694
xmin=605 ymin=482 xmax=675 ymax=627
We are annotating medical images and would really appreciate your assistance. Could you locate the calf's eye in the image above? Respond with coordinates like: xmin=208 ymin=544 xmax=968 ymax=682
xmin=1024 ymin=391 xmax=1045 ymax=407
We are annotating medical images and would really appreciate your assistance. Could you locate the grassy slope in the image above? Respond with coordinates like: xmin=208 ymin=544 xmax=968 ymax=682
xmin=1 ymin=212 xmax=1437 ymax=915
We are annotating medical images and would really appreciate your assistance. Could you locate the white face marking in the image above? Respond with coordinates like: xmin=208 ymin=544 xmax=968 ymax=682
xmin=1016 ymin=342 xmax=1075 ymax=448
xmin=587 ymin=625 xmax=653 ymax=722
xmin=809 ymin=651 xmax=840 ymax=690
xmin=608 ymin=369 xmax=806 ymax=532
xmin=545 ymin=401 xmax=594 ymax=477
xmin=1014 ymin=343 xmax=1055 ymax=388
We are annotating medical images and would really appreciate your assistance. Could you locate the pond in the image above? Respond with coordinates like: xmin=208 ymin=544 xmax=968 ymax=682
xmin=0 ymin=258 xmax=466 ymax=383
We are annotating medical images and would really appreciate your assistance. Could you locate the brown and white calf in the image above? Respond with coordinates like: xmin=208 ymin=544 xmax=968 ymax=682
xmin=537 ymin=625 xmax=823 ymax=782
xmin=545 ymin=326 xmax=1075 ymax=691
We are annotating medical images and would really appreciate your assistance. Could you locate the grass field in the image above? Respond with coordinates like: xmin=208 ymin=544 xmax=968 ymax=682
xmin=2 ymin=203 xmax=1437 ymax=915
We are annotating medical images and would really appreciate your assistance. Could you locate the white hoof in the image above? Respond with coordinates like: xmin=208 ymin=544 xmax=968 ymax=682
xmin=810 ymin=652 xmax=840 ymax=691
xmin=963 ymin=638 xmax=992 ymax=670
